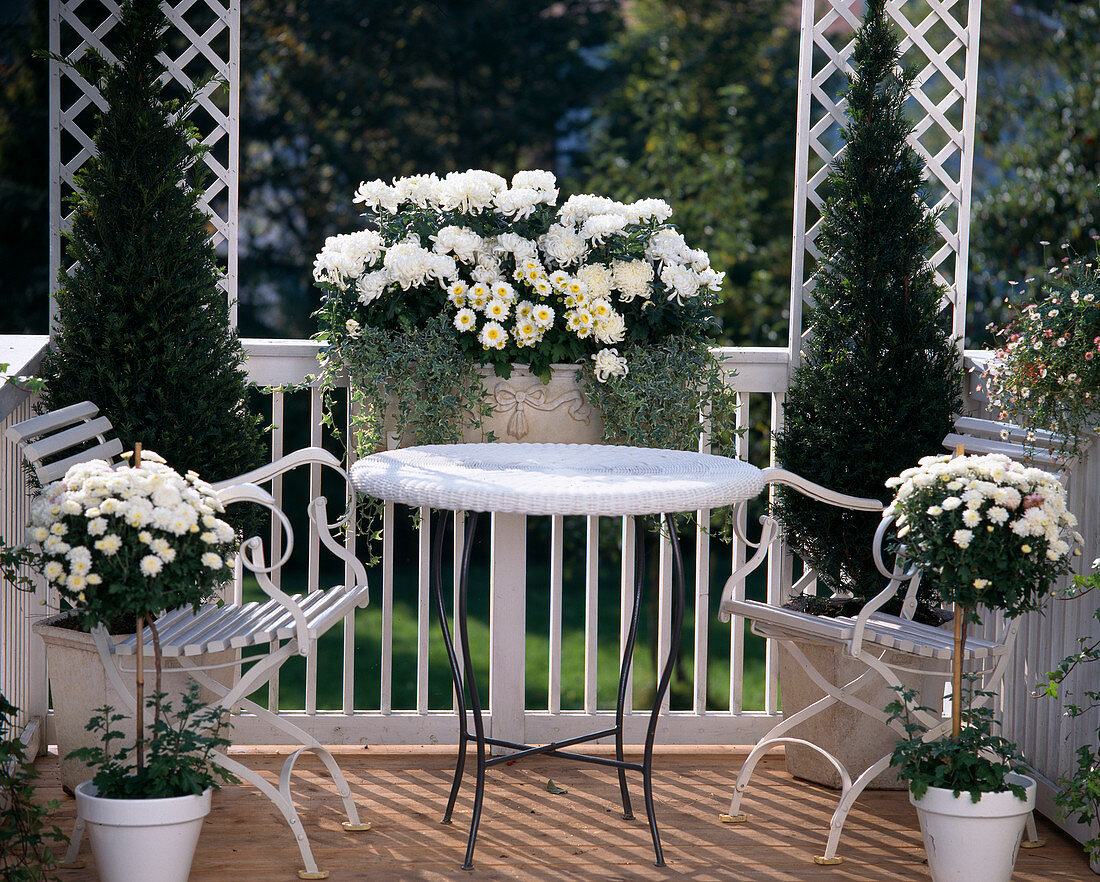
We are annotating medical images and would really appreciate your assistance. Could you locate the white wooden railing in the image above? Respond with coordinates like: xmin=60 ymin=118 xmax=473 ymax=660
xmin=2 ymin=340 xmax=1097 ymax=806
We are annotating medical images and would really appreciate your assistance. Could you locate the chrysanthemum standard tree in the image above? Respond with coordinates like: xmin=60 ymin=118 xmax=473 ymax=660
xmin=39 ymin=0 xmax=265 ymax=484
xmin=773 ymin=0 xmax=960 ymax=618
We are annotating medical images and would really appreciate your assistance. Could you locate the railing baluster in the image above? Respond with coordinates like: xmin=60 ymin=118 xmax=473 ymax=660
xmin=658 ymin=521 xmax=673 ymax=715
xmin=764 ymin=391 xmax=784 ymax=716
xmin=417 ymin=506 xmax=431 ymax=714
xmin=620 ymin=516 xmax=635 ymax=715
xmin=267 ymin=389 xmax=284 ymax=712
xmin=452 ymin=510 xmax=465 ymax=713
xmin=549 ymin=514 xmax=564 ymax=714
xmin=381 ymin=500 xmax=395 ymax=714
xmin=584 ymin=516 xmax=599 ymax=715
xmin=729 ymin=392 xmax=750 ymax=713
xmin=305 ymin=386 xmax=322 ymax=715
xmin=342 ymin=388 xmax=356 ymax=715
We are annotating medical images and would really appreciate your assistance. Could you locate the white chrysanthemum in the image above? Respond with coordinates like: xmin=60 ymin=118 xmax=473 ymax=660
xmin=94 ymin=534 xmax=122 ymax=556
xmin=485 ymin=298 xmax=510 ymax=320
xmin=623 ymin=198 xmax=673 ymax=224
xmin=436 ymin=169 xmax=507 ymax=213
xmin=953 ymin=529 xmax=974 ymax=549
xmin=393 ymin=172 xmax=441 ymax=207
xmin=453 ymin=308 xmax=477 ymax=332
xmin=515 ymin=300 xmax=535 ymax=320
xmin=447 ymin=281 xmax=468 ymax=308
xmin=491 ymin=281 xmax=516 ymax=304
xmin=532 ymin=304 xmax=555 ymax=330
xmin=539 ymin=224 xmax=588 ymax=266
xmin=645 ymin=228 xmax=690 ymax=265
xmin=29 ymin=526 xmax=48 ymax=543
xmin=43 ymin=560 xmax=65 ymax=582
xmin=941 ymin=497 xmax=962 ymax=511
xmin=384 ymin=240 xmax=450 ymax=290
xmin=987 ymin=506 xmax=1009 ymax=525
xmin=494 ymin=187 xmax=544 ymax=221
xmin=511 ymin=169 xmax=557 ymax=192
xmin=494 ymin=233 xmax=539 ymax=261
xmin=50 ymin=522 xmax=68 ymax=537
xmin=594 ymin=311 xmax=627 ymax=344
xmin=432 ymin=226 xmax=484 ymax=263
xmin=592 ymin=348 xmax=629 ymax=383
xmin=590 ymin=298 xmax=613 ymax=320
xmin=575 ymin=265 xmax=613 ymax=301
xmin=581 ymin=213 xmax=628 ymax=244
xmin=479 ymin=321 xmax=508 ymax=350
xmin=150 ymin=537 xmax=177 ymax=563
xmin=659 ymin=263 xmax=701 ymax=303
xmin=201 ymin=552 xmax=223 ymax=570
xmin=469 ymin=283 xmax=490 ymax=310
xmin=514 ymin=319 xmax=539 ymax=346
xmin=43 ymin=536 xmax=70 ymax=555
xmin=559 ymin=193 xmax=623 ymax=227
xmin=356 ymin=270 xmax=389 ymax=305
xmin=612 ymin=259 xmax=654 ymax=301
xmin=61 ymin=498 xmax=82 ymax=516
xmin=140 ymin=555 xmax=164 ymax=577
xmin=962 ymin=509 xmax=981 ymax=527
xmin=353 ymin=179 xmax=401 ymax=212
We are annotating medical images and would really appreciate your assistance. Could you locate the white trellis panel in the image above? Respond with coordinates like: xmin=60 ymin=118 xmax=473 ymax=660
xmin=788 ymin=0 xmax=982 ymax=364
xmin=48 ymin=0 xmax=241 ymax=326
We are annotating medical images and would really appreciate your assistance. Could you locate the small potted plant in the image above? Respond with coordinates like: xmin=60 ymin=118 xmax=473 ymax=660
xmin=16 ymin=448 xmax=239 ymax=880
xmin=884 ymin=451 xmax=1082 ymax=882
xmin=68 ymin=685 xmax=233 ymax=882
xmin=312 ymin=169 xmax=738 ymax=455
xmin=1039 ymin=561 xmax=1100 ymax=873
xmin=985 ymin=245 xmax=1100 ymax=460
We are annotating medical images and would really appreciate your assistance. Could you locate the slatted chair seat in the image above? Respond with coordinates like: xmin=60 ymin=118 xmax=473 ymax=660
xmin=115 ymin=586 xmax=366 ymax=658
xmin=730 ymin=599 xmax=1006 ymax=661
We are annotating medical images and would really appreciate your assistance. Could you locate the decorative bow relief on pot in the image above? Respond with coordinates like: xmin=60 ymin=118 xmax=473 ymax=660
xmin=493 ymin=382 xmax=594 ymax=440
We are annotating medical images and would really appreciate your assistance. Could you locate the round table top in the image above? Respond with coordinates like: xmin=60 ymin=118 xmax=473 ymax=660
xmin=349 ymin=443 xmax=765 ymax=516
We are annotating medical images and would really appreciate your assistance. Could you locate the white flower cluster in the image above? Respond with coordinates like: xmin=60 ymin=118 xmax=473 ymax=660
xmin=315 ymin=170 xmax=726 ymax=380
xmin=886 ymin=453 xmax=1080 ymax=563
xmin=27 ymin=453 xmax=235 ymax=604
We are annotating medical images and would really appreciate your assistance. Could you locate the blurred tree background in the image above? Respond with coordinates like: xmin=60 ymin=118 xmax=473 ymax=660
xmin=1 ymin=0 xmax=1098 ymax=345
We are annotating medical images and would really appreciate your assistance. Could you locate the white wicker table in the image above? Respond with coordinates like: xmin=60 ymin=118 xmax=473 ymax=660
xmin=350 ymin=443 xmax=765 ymax=870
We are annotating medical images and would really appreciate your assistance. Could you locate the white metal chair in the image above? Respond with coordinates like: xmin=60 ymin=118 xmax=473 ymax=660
xmin=717 ymin=465 xmax=1039 ymax=865
xmin=7 ymin=406 xmax=373 ymax=878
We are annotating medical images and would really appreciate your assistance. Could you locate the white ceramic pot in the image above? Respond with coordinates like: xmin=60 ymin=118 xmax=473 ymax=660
xmin=75 ymin=782 xmax=211 ymax=882
xmin=909 ymin=772 xmax=1036 ymax=882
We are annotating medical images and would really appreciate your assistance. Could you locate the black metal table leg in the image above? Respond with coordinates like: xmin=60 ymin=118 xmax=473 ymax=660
xmin=431 ymin=509 xmax=686 ymax=872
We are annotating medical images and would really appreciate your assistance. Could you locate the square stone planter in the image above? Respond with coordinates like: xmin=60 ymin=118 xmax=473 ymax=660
xmin=778 ymin=639 xmax=949 ymax=790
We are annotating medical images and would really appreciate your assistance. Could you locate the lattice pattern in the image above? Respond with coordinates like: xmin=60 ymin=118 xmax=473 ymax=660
xmin=48 ymin=0 xmax=240 ymax=323
xmin=788 ymin=0 xmax=981 ymax=360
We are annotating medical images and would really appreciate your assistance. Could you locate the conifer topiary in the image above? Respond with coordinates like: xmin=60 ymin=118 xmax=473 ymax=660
xmin=773 ymin=0 xmax=960 ymax=618
xmin=39 ymin=0 xmax=264 ymax=484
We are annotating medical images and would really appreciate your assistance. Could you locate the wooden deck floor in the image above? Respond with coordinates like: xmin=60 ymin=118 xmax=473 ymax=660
xmin=38 ymin=745 xmax=1092 ymax=881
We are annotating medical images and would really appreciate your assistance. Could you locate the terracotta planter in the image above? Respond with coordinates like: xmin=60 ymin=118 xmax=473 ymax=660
xmin=910 ymin=773 xmax=1035 ymax=882
xmin=386 ymin=362 xmax=604 ymax=448
xmin=76 ymin=782 xmax=211 ymax=882
xmin=33 ymin=612 xmax=232 ymax=793
xmin=778 ymin=639 xmax=947 ymax=790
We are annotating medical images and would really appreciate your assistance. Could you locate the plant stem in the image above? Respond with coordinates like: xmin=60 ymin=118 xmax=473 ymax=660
xmin=135 ymin=613 xmax=145 ymax=771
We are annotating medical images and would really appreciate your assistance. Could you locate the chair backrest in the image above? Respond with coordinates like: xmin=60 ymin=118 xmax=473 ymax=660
xmin=944 ymin=416 xmax=1071 ymax=470
xmin=4 ymin=400 xmax=123 ymax=484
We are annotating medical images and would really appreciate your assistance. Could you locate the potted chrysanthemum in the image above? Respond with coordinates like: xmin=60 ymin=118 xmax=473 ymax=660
xmin=884 ymin=452 xmax=1081 ymax=882
xmin=27 ymin=451 xmax=237 ymax=793
xmin=312 ymin=169 xmax=737 ymax=456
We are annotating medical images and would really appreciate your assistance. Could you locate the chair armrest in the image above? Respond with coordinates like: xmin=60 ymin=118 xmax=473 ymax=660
xmin=760 ymin=467 xmax=884 ymax=511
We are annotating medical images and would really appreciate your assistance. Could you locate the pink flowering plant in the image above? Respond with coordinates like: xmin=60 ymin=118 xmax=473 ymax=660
xmin=985 ymin=252 xmax=1100 ymax=458
xmin=885 ymin=453 xmax=1081 ymax=618
xmin=22 ymin=452 xmax=236 ymax=629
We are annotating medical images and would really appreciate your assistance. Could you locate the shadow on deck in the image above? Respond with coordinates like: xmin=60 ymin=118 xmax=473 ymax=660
xmin=37 ymin=745 xmax=1091 ymax=881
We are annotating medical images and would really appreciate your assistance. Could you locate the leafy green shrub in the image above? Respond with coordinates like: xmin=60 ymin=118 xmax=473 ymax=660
xmin=0 ymin=694 xmax=65 ymax=880
xmin=773 ymin=0 xmax=960 ymax=618
xmin=38 ymin=0 xmax=265 ymax=485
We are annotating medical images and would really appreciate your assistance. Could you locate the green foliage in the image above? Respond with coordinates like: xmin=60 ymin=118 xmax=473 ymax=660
xmin=324 ymin=316 xmax=493 ymax=457
xmin=238 ymin=0 xmax=615 ymax=336
xmin=1038 ymin=566 xmax=1100 ymax=863
xmin=887 ymin=684 xmax=1028 ymax=803
xmin=36 ymin=0 xmax=265 ymax=486
xmin=0 ymin=694 xmax=65 ymax=880
xmin=575 ymin=0 xmax=799 ymax=346
xmin=971 ymin=2 xmax=1100 ymax=340
xmin=582 ymin=335 xmax=738 ymax=455
xmin=69 ymin=685 xmax=234 ymax=800
xmin=0 ymin=3 xmax=49 ymax=336
xmin=985 ymin=247 xmax=1100 ymax=458
xmin=772 ymin=0 xmax=960 ymax=618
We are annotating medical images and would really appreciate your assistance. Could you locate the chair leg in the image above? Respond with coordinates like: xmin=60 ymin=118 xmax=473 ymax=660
xmin=1021 ymin=812 xmax=1046 ymax=848
xmin=211 ymin=749 xmax=329 ymax=880
xmin=279 ymin=746 xmax=371 ymax=832
xmin=57 ymin=816 xmax=86 ymax=869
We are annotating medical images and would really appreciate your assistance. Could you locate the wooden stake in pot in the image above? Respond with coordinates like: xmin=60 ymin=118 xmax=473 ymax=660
xmin=951 ymin=443 xmax=966 ymax=738
xmin=133 ymin=443 xmax=145 ymax=771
